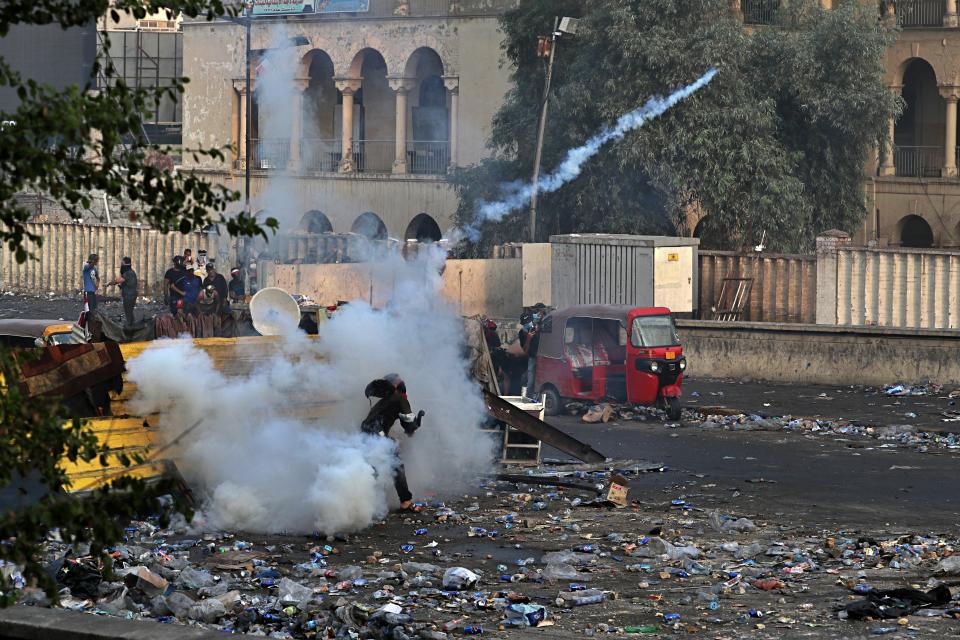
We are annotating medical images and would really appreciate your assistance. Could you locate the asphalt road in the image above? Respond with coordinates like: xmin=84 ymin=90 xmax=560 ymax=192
xmin=545 ymin=412 xmax=960 ymax=535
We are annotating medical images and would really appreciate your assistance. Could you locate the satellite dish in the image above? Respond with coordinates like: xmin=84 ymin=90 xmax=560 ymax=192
xmin=249 ymin=287 xmax=301 ymax=336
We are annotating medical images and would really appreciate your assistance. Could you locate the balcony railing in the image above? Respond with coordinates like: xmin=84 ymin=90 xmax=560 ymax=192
xmin=407 ymin=140 xmax=450 ymax=174
xmin=742 ymin=0 xmax=778 ymax=25
xmin=302 ymin=138 xmax=341 ymax=172
xmin=252 ymin=138 xmax=290 ymax=170
xmin=354 ymin=140 xmax=394 ymax=173
xmin=894 ymin=145 xmax=944 ymax=177
xmin=410 ymin=0 xmax=451 ymax=15
xmin=897 ymin=0 xmax=946 ymax=27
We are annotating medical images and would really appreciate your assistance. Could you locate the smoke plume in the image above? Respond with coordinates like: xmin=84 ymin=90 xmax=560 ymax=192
xmin=464 ymin=68 xmax=718 ymax=241
xmin=126 ymin=246 xmax=494 ymax=534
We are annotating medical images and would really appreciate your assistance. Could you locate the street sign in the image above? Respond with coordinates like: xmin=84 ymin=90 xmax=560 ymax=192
xmin=252 ymin=0 xmax=369 ymax=15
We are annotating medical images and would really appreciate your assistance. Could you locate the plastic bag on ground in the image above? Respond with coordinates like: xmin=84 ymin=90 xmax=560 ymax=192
xmin=402 ymin=562 xmax=441 ymax=575
xmin=338 ymin=565 xmax=364 ymax=581
xmin=541 ymin=551 xmax=581 ymax=565
xmin=188 ymin=597 xmax=226 ymax=623
xmin=645 ymin=537 xmax=699 ymax=561
xmin=708 ymin=511 xmax=758 ymax=533
xmin=936 ymin=556 xmax=960 ymax=574
xmin=164 ymin=591 xmax=195 ymax=619
xmin=442 ymin=567 xmax=479 ymax=590
xmin=278 ymin=577 xmax=313 ymax=606
xmin=178 ymin=566 xmax=215 ymax=589
xmin=542 ymin=563 xmax=587 ymax=582
xmin=504 ymin=603 xmax=548 ymax=626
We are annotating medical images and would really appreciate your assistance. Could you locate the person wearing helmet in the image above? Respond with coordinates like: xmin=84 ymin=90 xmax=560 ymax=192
xmin=361 ymin=373 xmax=426 ymax=511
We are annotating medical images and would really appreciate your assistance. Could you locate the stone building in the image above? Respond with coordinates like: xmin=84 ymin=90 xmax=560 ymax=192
xmin=742 ymin=0 xmax=960 ymax=248
xmin=181 ymin=0 xmax=515 ymax=243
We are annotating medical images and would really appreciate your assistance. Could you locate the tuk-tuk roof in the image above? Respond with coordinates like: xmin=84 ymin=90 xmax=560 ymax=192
xmin=546 ymin=305 xmax=673 ymax=323
xmin=0 ymin=319 xmax=76 ymax=339
xmin=538 ymin=305 xmax=674 ymax=359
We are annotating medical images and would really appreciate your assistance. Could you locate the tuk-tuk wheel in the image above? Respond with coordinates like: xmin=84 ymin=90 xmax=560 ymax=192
xmin=541 ymin=385 xmax=562 ymax=417
xmin=666 ymin=396 xmax=682 ymax=421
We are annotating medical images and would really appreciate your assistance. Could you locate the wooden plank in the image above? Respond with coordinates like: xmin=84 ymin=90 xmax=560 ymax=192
xmin=483 ymin=390 xmax=606 ymax=463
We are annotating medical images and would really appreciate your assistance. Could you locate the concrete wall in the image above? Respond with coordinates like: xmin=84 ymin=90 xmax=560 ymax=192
xmin=0 ymin=223 xmax=229 ymax=298
xmin=521 ymin=243 xmax=551 ymax=307
xmin=678 ymin=319 xmax=960 ymax=387
xmin=261 ymin=257 xmax=522 ymax=317
xmin=699 ymin=251 xmax=816 ymax=323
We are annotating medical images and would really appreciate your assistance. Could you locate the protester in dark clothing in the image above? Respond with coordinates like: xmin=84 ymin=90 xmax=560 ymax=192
xmin=362 ymin=374 xmax=425 ymax=510
xmin=228 ymin=268 xmax=245 ymax=302
xmin=167 ymin=257 xmax=187 ymax=314
xmin=107 ymin=257 xmax=138 ymax=325
xmin=203 ymin=263 xmax=229 ymax=313
xmin=182 ymin=272 xmax=201 ymax=314
xmin=82 ymin=254 xmax=100 ymax=311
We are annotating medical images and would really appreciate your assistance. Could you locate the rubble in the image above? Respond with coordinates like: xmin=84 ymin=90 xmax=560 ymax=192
xmin=7 ymin=462 xmax=958 ymax=639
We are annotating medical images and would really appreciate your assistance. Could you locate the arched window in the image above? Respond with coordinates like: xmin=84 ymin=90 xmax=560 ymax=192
xmin=352 ymin=212 xmax=388 ymax=240
xmin=896 ymin=58 xmax=944 ymax=178
xmin=899 ymin=214 xmax=934 ymax=248
xmin=299 ymin=210 xmax=333 ymax=234
xmin=405 ymin=213 xmax=442 ymax=242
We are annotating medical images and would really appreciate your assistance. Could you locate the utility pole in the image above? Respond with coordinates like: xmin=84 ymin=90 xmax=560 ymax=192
xmin=529 ymin=17 xmax=558 ymax=244
xmin=244 ymin=1 xmax=253 ymax=213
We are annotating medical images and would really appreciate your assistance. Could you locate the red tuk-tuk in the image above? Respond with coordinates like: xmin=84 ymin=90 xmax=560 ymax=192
xmin=533 ymin=305 xmax=686 ymax=419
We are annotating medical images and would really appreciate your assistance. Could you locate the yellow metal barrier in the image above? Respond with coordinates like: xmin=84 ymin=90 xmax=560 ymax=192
xmin=61 ymin=336 xmax=329 ymax=492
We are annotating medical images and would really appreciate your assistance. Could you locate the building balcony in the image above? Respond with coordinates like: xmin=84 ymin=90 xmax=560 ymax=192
xmin=240 ymin=138 xmax=452 ymax=177
xmin=897 ymin=0 xmax=947 ymax=28
xmin=888 ymin=145 xmax=960 ymax=178
xmin=742 ymin=0 xmax=778 ymax=25
xmin=406 ymin=140 xmax=450 ymax=175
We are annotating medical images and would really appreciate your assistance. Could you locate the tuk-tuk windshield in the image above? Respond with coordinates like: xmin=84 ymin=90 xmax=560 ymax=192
xmin=630 ymin=315 xmax=680 ymax=348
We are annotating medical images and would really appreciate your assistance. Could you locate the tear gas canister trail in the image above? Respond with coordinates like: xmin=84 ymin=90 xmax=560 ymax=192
xmin=464 ymin=68 xmax=718 ymax=241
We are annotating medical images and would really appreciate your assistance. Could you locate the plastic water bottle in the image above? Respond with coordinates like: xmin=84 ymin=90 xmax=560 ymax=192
xmin=568 ymin=589 xmax=606 ymax=606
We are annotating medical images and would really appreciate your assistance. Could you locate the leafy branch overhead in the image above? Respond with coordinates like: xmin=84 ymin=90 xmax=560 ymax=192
xmin=0 ymin=0 xmax=276 ymax=264
xmin=452 ymin=0 xmax=900 ymax=254
xmin=0 ymin=0 xmax=241 ymax=606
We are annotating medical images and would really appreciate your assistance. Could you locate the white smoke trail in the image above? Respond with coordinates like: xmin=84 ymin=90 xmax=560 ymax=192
xmin=464 ymin=68 xmax=718 ymax=241
xmin=126 ymin=246 xmax=495 ymax=535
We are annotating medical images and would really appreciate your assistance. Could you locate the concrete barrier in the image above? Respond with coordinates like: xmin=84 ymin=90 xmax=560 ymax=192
xmin=0 ymin=605 xmax=256 ymax=639
xmin=677 ymin=319 xmax=960 ymax=387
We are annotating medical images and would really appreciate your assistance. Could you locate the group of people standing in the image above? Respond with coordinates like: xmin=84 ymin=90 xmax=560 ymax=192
xmin=162 ymin=251 xmax=244 ymax=317
xmin=82 ymin=249 xmax=246 ymax=326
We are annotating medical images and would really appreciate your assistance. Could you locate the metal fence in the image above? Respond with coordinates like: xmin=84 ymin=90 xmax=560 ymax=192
xmin=354 ymin=140 xmax=394 ymax=173
xmin=302 ymin=138 xmax=341 ymax=172
xmin=897 ymin=0 xmax=946 ymax=27
xmin=699 ymin=251 xmax=816 ymax=323
xmin=407 ymin=140 xmax=450 ymax=174
xmin=742 ymin=0 xmax=778 ymax=25
xmin=252 ymin=138 xmax=290 ymax=170
xmin=410 ymin=0 xmax=451 ymax=15
xmin=894 ymin=145 xmax=944 ymax=177
xmin=0 ymin=223 xmax=229 ymax=298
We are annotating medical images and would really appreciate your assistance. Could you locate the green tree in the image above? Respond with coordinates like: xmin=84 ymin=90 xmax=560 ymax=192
xmin=0 ymin=0 xmax=272 ymax=604
xmin=451 ymin=0 xmax=899 ymax=254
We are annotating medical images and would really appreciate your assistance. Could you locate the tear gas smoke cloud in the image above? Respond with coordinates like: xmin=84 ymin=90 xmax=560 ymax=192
xmin=254 ymin=26 xmax=302 ymax=234
xmin=126 ymin=246 xmax=494 ymax=534
xmin=463 ymin=69 xmax=718 ymax=241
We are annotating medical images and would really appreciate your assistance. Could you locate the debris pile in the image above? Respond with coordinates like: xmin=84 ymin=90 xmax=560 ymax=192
xmin=12 ymin=471 xmax=960 ymax=638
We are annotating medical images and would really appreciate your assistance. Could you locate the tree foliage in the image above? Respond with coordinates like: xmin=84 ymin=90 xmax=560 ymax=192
xmin=0 ymin=0 xmax=253 ymax=604
xmin=0 ymin=0 xmax=275 ymax=262
xmin=452 ymin=0 xmax=899 ymax=254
